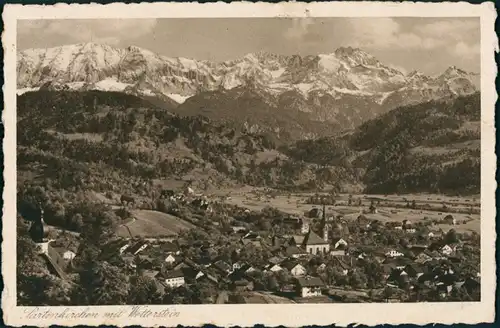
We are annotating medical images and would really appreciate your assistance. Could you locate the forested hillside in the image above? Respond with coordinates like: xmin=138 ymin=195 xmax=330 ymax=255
xmin=18 ymin=90 xmax=480 ymax=235
xmin=285 ymin=93 xmax=481 ymax=195
xmin=17 ymin=90 xmax=363 ymax=231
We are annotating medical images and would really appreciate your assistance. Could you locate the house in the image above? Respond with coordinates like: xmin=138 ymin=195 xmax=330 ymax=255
xmin=241 ymin=239 xmax=263 ymax=249
xmin=141 ymin=269 xmax=160 ymax=279
xmin=441 ymin=244 xmax=455 ymax=256
xmin=288 ymin=235 xmax=305 ymax=246
xmin=184 ymin=186 xmax=195 ymax=196
xmin=239 ymin=264 xmax=257 ymax=275
xmin=232 ymin=261 xmax=244 ymax=271
xmin=295 ymin=276 xmax=325 ymax=298
xmin=409 ymin=244 xmax=428 ymax=255
xmin=266 ymin=264 xmax=283 ymax=272
xmin=405 ymin=227 xmax=416 ymax=234
xmin=282 ymin=261 xmax=307 ymax=277
xmin=308 ymin=208 xmax=323 ymax=219
xmin=436 ymin=282 xmax=454 ymax=296
xmin=137 ymin=255 xmax=155 ymax=269
xmin=382 ymin=263 xmax=397 ymax=280
xmin=329 ymin=249 xmax=346 ymax=257
xmin=332 ymin=257 xmax=351 ymax=275
xmin=331 ymin=238 xmax=348 ymax=250
xmin=405 ymin=264 xmax=426 ymax=279
xmin=61 ymin=250 xmax=76 ymax=261
xmin=443 ymin=215 xmax=456 ymax=225
xmin=52 ymin=247 xmax=76 ymax=262
xmin=385 ymin=249 xmax=404 ymax=258
xmin=242 ymin=231 xmax=260 ymax=241
xmin=122 ymin=254 xmax=137 ymax=269
xmin=301 ymin=221 xmax=310 ymax=234
xmin=231 ymin=279 xmax=254 ymax=292
xmin=285 ymin=245 xmax=308 ymax=258
xmin=282 ymin=216 xmax=304 ymax=230
xmin=316 ymin=263 xmax=327 ymax=272
xmin=414 ymin=252 xmax=432 ymax=264
xmin=99 ymin=239 xmax=130 ymax=260
xmin=173 ymin=258 xmax=198 ymax=271
xmin=127 ymin=241 xmax=149 ymax=255
xmin=232 ymin=226 xmax=247 ymax=233
xmin=268 ymin=256 xmax=284 ymax=265
xmin=164 ymin=254 xmax=177 ymax=265
xmin=158 ymin=269 xmax=185 ymax=288
xmin=162 ymin=242 xmax=180 ymax=255
xmin=196 ymin=256 xmax=214 ymax=268
xmin=390 ymin=257 xmax=412 ymax=270
xmin=213 ymin=260 xmax=232 ymax=274
xmin=196 ymin=271 xmax=219 ymax=285
xmin=302 ymin=230 xmax=330 ymax=255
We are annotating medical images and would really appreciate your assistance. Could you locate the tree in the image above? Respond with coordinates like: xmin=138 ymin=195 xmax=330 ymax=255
xmin=76 ymin=260 xmax=129 ymax=305
xmin=349 ymin=271 xmax=367 ymax=289
xmin=445 ymin=229 xmax=459 ymax=244
xmin=264 ymin=274 xmax=279 ymax=291
xmin=128 ymin=275 xmax=163 ymax=304
xmin=383 ymin=286 xmax=394 ymax=302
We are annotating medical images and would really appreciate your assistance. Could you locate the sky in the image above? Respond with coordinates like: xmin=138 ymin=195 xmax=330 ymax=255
xmin=17 ymin=17 xmax=480 ymax=75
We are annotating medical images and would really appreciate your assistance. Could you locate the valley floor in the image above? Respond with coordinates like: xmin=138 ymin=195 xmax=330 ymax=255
xmin=221 ymin=189 xmax=481 ymax=234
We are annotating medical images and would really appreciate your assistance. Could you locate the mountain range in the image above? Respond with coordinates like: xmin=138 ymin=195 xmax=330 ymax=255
xmin=17 ymin=43 xmax=480 ymax=141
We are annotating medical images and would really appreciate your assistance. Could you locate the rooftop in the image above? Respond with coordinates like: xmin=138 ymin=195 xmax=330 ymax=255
xmin=303 ymin=230 xmax=328 ymax=245
xmin=296 ymin=276 xmax=325 ymax=288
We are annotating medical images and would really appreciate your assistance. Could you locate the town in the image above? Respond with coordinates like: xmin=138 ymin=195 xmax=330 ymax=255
xmin=23 ymin=185 xmax=481 ymax=304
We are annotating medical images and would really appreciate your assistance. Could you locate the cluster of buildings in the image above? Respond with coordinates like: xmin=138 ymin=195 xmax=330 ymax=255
xmin=27 ymin=197 xmax=480 ymax=303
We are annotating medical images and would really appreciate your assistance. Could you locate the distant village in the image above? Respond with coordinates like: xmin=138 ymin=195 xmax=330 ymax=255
xmin=27 ymin=186 xmax=481 ymax=304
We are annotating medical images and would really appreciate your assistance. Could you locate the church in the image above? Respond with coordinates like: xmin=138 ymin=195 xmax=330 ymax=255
xmin=301 ymin=204 xmax=331 ymax=254
xmin=28 ymin=206 xmax=70 ymax=280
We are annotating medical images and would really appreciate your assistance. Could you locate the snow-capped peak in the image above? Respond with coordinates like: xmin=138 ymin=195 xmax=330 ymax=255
xmin=17 ymin=43 xmax=479 ymax=110
xmin=441 ymin=65 xmax=469 ymax=78
xmin=334 ymin=46 xmax=379 ymax=67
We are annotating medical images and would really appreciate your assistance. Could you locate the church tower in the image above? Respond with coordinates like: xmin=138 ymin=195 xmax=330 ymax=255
xmin=321 ymin=203 xmax=329 ymax=242
xmin=323 ymin=224 xmax=329 ymax=242
xmin=29 ymin=206 xmax=50 ymax=254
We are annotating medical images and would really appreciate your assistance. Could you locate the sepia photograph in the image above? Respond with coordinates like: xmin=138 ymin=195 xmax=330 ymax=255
xmin=2 ymin=2 xmax=497 ymax=327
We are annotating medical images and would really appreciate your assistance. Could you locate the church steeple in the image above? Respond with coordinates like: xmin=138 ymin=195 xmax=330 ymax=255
xmin=29 ymin=206 xmax=48 ymax=243
xmin=321 ymin=203 xmax=328 ymax=242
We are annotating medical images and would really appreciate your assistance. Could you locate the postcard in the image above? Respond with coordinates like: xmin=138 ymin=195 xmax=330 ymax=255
xmin=2 ymin=1 xmax=497 ymax=326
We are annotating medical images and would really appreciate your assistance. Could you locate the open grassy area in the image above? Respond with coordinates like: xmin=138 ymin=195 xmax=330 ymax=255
xmin=116 ymin=210 xmax=195 ymax=238
xmin=223 ymin=189 xmax=481 ymax=234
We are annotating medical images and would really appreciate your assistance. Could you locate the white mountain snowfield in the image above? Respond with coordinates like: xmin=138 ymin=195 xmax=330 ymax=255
xmin=17 ymin=43 xmax=479 ymax=107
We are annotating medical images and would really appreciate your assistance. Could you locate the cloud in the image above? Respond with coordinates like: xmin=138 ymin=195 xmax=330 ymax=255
xmin=341 ymin=17 xmax=480 ymax=67
xmin=454 ymin=41 xmax=480 ymax=58
xmin=18 ymin=19 xmax=157 ymax=45
xmin=284 ymin=17 xmax=314 ymax=41
xmin=343 ymin=18 xmax=442 ymax=50
xmin=417 ymin=20 xmax=478 ymax=39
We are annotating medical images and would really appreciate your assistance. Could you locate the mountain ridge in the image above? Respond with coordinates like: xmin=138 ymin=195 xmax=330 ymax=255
xmin=17 ymin=43 xmax=480 ymax=140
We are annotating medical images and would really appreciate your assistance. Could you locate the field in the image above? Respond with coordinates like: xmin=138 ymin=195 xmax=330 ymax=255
xmin=223 ymin=189 xmax=481 ymax=234
xmin=116 ymin=210 xmax=195 ymax=238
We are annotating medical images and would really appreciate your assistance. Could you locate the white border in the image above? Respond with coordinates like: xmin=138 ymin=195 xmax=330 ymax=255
xmin=2 ymin=2 xmax=497 ymax=326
